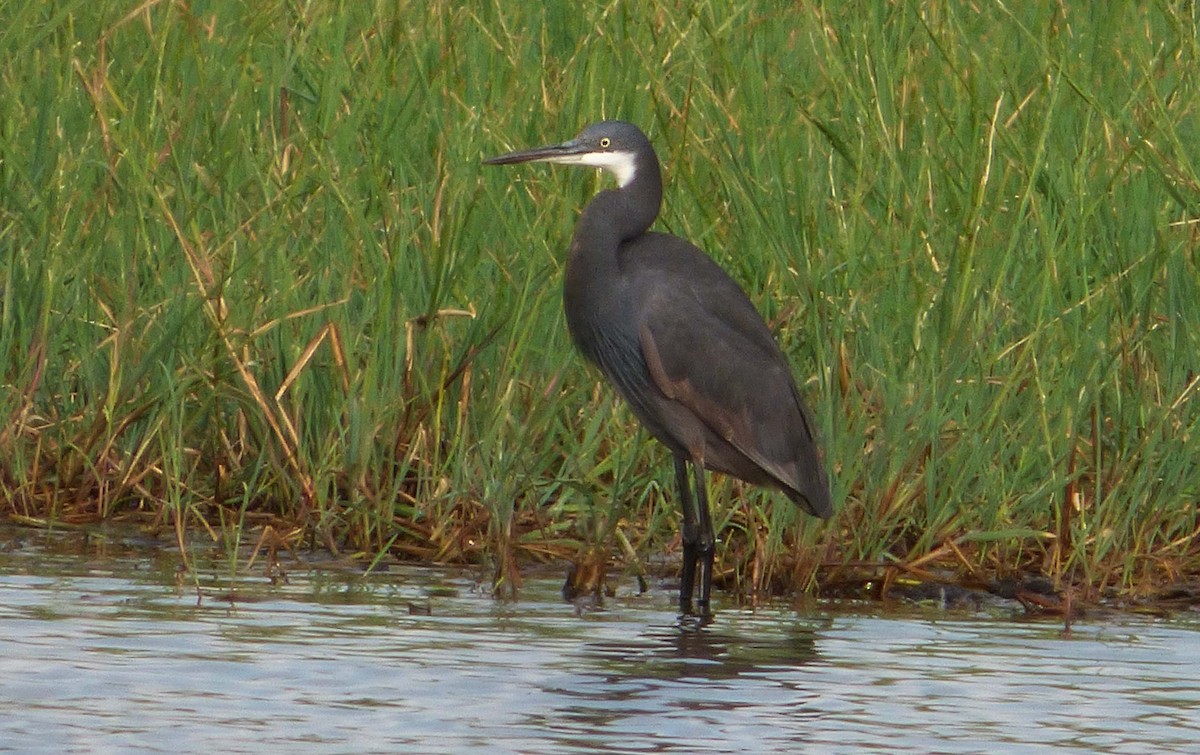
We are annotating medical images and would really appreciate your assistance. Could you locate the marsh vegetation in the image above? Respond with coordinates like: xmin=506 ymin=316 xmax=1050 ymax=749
xmin=2 ymin=2 xmax=1197 ymax=606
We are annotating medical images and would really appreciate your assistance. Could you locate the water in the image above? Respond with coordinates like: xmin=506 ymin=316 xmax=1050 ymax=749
xmin=2 ymin=529 xmax=1198 ymax=753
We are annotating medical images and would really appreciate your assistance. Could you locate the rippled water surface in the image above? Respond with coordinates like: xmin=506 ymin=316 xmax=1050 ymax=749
xmin=2 ymin=528 xmax=1198 ymax=753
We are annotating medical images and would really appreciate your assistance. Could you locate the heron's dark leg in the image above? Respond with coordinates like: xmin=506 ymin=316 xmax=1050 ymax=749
xmin=674 ymin=454 xmax=715 ymax=619
xmin=691 ymin=463 xmax=715 ymax=617
xmin=674 ymin=454 xmax=698 ymax=616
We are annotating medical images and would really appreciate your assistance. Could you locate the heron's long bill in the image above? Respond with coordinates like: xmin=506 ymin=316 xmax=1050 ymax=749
xmin=483 ymin=139 xmax=587 ymax=166
xmin=485 ymin=138 xmax=639 ymax=187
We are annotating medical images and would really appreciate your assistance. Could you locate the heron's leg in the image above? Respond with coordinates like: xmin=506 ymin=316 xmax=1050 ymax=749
xmin=691 ymin=463 xmax=715 ymax=618
xmin=674 ymin=454 xmax=698 ymax=616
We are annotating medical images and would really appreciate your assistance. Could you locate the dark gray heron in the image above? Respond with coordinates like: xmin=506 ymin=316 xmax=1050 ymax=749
xmin=485 ymin=121 xmax=832 ymax=618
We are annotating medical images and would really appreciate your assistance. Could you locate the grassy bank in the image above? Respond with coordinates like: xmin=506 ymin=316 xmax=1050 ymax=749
xmin=1 ymin=1 xmax=1197 ymax=603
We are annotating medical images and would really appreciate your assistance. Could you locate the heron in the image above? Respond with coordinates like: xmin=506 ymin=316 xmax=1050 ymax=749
xmin=484 ymin=121 xmax=832 ymax=618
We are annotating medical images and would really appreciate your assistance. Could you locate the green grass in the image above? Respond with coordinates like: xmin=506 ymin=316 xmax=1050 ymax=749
xmin=1 ymin=1 xmax=1197 ymax=601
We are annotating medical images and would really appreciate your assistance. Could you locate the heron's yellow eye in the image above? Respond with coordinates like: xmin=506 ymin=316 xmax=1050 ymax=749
xmin=599 ymin=137 xmax=611 ymax=148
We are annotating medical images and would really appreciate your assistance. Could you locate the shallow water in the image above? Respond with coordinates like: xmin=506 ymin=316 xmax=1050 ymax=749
xmin=1 ymin=529 xmax=1198 ymax=753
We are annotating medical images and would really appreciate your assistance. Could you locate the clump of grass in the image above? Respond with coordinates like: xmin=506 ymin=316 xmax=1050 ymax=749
xmin=1 ymin=1 xmax=1197 ymax=604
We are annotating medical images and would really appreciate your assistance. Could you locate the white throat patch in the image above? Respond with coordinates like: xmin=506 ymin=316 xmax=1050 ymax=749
xmin=551 ymin=150 xmax=638 ymax=188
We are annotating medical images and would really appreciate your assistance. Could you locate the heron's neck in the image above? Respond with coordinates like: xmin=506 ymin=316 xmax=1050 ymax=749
xmin=573 ymin=162 xmax=663 ymax=251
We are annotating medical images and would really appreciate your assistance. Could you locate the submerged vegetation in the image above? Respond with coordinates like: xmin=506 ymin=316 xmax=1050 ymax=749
xmin=1 ymin=1 xmax=1197 ymax=605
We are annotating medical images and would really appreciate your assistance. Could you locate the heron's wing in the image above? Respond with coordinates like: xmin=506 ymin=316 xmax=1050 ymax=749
xmin=628 ymin=236 xmax=830 ymax=514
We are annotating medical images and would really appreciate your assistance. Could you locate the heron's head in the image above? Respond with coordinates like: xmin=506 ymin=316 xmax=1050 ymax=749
xmin=483 ymin=120 xmax=652 ymax=189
